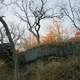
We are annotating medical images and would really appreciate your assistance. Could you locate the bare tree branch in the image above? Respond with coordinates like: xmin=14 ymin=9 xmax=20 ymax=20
xmin=15 ymin=0 xmax=54 ymax=44
xmin=58 ymin=0 xmax=80 ymax=31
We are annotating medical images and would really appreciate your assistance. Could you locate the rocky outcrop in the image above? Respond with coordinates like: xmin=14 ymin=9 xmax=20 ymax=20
xmin=21 ymin=42 xmax=80 ymax=63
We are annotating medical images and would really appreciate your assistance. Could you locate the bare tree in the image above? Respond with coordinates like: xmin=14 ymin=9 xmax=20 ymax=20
xmin=0 ymin=1 xmax=19 ymax=80
xmin=20 ymin=34 xmax=37 ymax=50
xmin=14 ymin=0 xmax=54 ymax=44
xmin=48 ymin=19 xmax=69 ymax=42
xmin=58 ymin=0 xmax=80 ymax=31
xmin=0 ymin=26 xmax=11 ymax=44
xmin=0 ymin=27 xmax=4 ymax=44
xmin=0 ymin=17 xmax=14 ymax=47
xmin=0 ymin=16 xmax=18 ymax=80
xmin=0 ymin=22 xmax=25 ymax=47
xmin=9 ymin=23 xmax=25 ymax=45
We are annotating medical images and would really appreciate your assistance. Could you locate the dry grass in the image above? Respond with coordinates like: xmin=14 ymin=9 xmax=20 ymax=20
xmin=0 ymin=55 xmax=80 ymax=80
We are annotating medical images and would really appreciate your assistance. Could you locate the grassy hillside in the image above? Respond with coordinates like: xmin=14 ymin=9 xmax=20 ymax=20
xmin=0 ymin=55 xmax=80 ymax=80
xmin=0 ymin=42 xmax=80 ymax=80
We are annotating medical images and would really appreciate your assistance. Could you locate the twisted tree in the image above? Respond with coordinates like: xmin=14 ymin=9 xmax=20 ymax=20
xmin=15 ymin=0 xmax=54 ymax=44
xmin=58 ymin=0 xmax=80 ymax=31
xmin=0 ymin=16 xmax=18 ymax=80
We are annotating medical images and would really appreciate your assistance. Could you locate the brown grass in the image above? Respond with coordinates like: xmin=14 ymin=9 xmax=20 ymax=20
xmin=0 ymin=55 xmax=80 ymax=80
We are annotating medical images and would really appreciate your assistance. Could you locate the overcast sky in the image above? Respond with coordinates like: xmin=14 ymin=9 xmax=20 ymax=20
xmin=0 ymin=0 xmax=57 ymax=36
xmin=0 ymin=0 xmax=79 ymax=37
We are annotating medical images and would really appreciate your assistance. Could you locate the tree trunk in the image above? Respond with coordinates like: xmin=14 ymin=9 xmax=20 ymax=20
xmin=0 ymin=29 xmax=3 ymax=44
xmin=0 ymin=17 xmax=18 ymax=80
xmin=29 ymin=29 xmax=40 ymax=45
xmin=36 ymin=32 xmax=40 ymax=45
xmin=37 ymin=37 xmax=40 ymax=45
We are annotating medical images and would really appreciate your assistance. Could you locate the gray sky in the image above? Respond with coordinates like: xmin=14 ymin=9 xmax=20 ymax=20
xmin=0 ymin=0 xmax=78 ymax=38
xmin=2 ymin=0 xmax=56 ymax=36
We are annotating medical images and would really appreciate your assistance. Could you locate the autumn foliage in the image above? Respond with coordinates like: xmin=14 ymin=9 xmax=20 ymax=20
xmin=69 ymin=31 xmax=80 ymax=42
xmin=41 ymin=32 xmax=57 ymax=44
xmin=20 ymin=34 xmax=38 ymax=50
